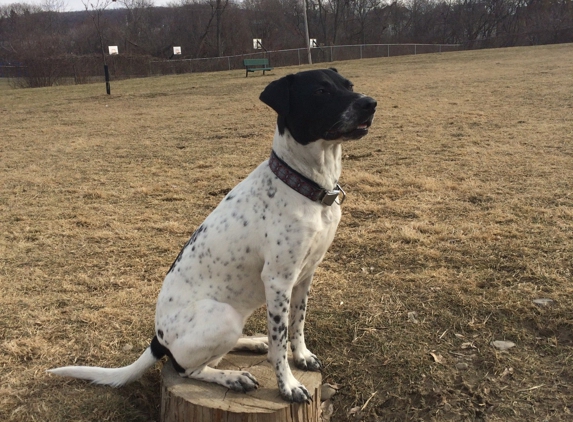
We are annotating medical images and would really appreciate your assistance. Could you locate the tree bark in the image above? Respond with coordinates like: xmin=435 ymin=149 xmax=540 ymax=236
xmin=161 ymin=350 xmax=322 ymax=422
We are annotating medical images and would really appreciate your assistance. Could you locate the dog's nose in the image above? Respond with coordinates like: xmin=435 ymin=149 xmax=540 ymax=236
xmin=355 ymin=96 xmax=377 ymax=112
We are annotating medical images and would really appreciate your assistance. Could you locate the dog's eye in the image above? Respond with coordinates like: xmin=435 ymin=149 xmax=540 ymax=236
xmin=315 ymin=88 xmax=329 ymax=95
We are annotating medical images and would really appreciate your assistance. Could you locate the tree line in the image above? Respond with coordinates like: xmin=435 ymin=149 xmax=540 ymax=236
xmin=1 ymin=0 xmax=572 ymax=77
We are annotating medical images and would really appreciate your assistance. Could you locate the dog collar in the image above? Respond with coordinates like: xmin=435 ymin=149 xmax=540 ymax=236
xmin=268 ymin=150 xmax=346 ymax=206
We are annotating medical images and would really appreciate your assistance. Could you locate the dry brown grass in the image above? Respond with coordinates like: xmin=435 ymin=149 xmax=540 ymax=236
xmin=1 ymin=44 xmax=572 ymax=421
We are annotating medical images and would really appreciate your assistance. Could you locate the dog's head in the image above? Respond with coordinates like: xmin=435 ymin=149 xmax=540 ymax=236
xmin=260 ymin=68 xmax=377 ymax=145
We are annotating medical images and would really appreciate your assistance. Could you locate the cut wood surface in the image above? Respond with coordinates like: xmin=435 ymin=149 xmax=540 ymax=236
xmin=161 ymin=351 xmax=322 ymax=422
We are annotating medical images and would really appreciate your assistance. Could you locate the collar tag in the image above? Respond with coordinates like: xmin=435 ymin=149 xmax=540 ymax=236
xmin=320 ymin=184 xmax=346 ymax=206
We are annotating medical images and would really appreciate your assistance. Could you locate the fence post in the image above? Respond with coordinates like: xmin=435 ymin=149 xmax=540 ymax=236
xmin=298 ymin=49 xmax=301 ymax=66
xmin=414 ymin=44 xmax=417 ymax=55
xmin=387 ymin=44 xmax=390 ymax=57
xmin=360 ymin=44 xmax=363 ymax=59
xmin=104 ymin=64 xmax=110 ymax=95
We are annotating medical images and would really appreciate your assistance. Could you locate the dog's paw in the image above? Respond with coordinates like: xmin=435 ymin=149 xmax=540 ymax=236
xmin=233 ymin=336 xmax=269 ymax=354
xmin=224 ymin=371 xmax=260 ymax=393
xmin=281 ymin=383 xmax=313 ymax=403
xmin=248 ymin=336 xmax=269 ymax=353
xmin=293 ymin=350 xmax=322 ymax=371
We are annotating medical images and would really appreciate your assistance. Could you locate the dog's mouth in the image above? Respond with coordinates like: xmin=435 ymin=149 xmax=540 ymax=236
xmin=324 ymin=117 xmax=374 ymax=141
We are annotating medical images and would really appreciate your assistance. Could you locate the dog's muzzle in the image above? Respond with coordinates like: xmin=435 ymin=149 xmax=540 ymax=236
xmin=324 ymin=96 xmax=377 ymax=141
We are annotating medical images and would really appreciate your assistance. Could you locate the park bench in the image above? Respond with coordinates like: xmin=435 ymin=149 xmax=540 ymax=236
xmin=243 ymin=58 xmax=273 ymax=77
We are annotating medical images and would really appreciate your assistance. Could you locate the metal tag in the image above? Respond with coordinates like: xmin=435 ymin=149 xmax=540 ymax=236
xmin=335 ymin=184 xmax=346 ymax=205
xmin=320 ymin=184 xmax=346 ymax=206
xmin=321 ymin=190 xmax=340 ymax=206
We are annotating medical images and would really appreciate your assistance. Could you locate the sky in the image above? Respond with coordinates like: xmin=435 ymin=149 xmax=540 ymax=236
xmin=0 ymin=0 xmax=172 ymax=12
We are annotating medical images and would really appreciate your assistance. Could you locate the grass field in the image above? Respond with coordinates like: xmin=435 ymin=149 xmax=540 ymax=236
xmin=1 ymin=43 xmax=572 ymax=421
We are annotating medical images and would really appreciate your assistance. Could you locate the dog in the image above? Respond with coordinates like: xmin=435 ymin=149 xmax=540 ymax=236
xmin=49 ymin=68 xmax=377 ymax=403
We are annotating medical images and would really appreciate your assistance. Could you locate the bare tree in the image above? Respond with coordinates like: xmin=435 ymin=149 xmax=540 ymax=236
xmin=41 ymin=0 xmax=67 ymax=12
xmin=119 ymin=0 xmax=155 ymax=54
xmin=83 ymin=0 xmax=115 ymax=93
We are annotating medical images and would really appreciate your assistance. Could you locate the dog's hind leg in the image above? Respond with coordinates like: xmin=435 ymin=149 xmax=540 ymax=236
xmin=186 ymin=365 xmax=260 ymax=392
xmin=162 ymin=299 xmax=260 ymax=392
xmin=232 ymin=336 xmax=268 ymax=353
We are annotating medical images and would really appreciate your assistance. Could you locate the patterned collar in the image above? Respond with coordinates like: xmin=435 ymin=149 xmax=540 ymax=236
xmin=268 ymin=150 xmax=346 ymax=206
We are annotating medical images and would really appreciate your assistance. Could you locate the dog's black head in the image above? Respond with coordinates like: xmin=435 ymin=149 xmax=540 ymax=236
xmin=259 ymin=68 xmax=377 ymax=145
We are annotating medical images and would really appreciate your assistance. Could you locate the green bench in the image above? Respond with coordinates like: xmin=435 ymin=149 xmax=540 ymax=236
xmin=243 ymin=58 xmax=273 ymax=77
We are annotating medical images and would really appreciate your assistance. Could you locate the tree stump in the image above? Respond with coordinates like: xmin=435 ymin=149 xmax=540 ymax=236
xmin=161 ymin=351 xmax=322 ymax=422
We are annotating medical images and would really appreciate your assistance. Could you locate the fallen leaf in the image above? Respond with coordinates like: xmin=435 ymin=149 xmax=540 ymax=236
xmin=321 ymin=383 xmax=340 ymax=401
xmin=500 ymin=367 xmax=514 ymax=378
xmin=408 ymin=311 xmax=419 ymax=324
xmin=532 ymin=298 xmax=554 ymax=306
xmin=430 ymin=352 xmax=444 ymax=364
xmin=348 ymin=406 xmax=361 ymax=416
xmin=491 ymin=340 xmax=516 ymax=351
xmin=461 ymin=342 xmax=476 ymax=349
xmin=320 ymin=400 xmax=334 ymax=421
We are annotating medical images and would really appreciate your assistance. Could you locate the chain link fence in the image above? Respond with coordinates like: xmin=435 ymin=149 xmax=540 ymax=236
xmin=1 ymin=43 xmax=460 ymax=87
xmin=149 ymin=43 xmax=461 ymax=75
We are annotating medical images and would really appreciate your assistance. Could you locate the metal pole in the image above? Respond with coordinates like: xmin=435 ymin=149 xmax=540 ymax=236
xmin=302 ymin=0 xmax=312 ymax=65
xmin=104 ymin=64 xmax=110 ymax=95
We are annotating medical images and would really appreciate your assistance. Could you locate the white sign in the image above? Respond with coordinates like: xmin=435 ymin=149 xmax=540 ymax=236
xmin=108 ymin=46 xmax=119 ymax=55
xmin=310 ymin=39 xmax=318 ymax=48
xmin=173 ymin=46 xmax=182 ymax=55
xmin=253 ymin=39 xmax=262 ymax=49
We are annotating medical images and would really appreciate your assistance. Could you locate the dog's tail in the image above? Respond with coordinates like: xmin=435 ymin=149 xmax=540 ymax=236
xmin=48 ymin=336 xmax=167 ymax=387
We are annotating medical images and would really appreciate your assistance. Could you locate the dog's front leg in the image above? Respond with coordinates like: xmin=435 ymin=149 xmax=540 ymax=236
xmin=263 ymin=277 xmax=312 ymax=403
xmin=289 ymin=277 xmax=321 ymax=371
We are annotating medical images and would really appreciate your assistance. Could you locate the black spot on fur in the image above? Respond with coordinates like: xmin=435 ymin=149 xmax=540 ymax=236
xmin=150 ymin=336 xmax=165 ymax=358
xmin=167 ymin=225 xmax=205 ymax=274
xmin=150 ymin=336 xmax=185 ymax=373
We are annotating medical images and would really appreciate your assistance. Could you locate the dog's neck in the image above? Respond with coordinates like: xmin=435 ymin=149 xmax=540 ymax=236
xmin=271 ymin=127 xmax=342 ymax=191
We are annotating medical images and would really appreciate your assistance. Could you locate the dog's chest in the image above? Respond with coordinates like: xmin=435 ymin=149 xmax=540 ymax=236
xmin=156 ymin=163 xmax=341 ymax=317
xmin=296 ymin=206 xmax=340 ymax=280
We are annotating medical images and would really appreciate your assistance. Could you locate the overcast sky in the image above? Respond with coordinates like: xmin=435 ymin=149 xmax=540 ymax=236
xmin=0 ymin=0 xmax=172 ymax=12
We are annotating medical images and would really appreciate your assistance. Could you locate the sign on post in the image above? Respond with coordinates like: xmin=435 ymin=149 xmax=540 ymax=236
xmin=310 ymin=39 xmax=318 ymax=48
xmin=108 ymin=46 xmax=119 ymax=55
xmin=173 ymin=46 xmax=182 ymax=55
xmin=253 ymin=39 xmax=262 ymax=49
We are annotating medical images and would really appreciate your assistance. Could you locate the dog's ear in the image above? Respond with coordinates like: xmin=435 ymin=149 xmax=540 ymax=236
xmin=259 ymin=75 xmax=293 ymax=117
xmin=329 ymin=67 xmax=338 ymax=73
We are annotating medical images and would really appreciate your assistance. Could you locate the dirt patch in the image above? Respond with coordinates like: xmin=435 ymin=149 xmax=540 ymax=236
xmin=1 ymin=44 xmax=572 ymax=421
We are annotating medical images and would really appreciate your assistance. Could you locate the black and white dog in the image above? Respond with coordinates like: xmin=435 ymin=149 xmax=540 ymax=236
xmin=49 ymin=68 xmax=376 ymax=403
